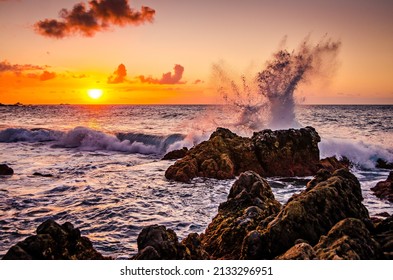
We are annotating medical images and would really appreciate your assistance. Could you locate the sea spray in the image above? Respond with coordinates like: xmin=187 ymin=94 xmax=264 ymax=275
xmin=212 ymin=37 xmax=341 ymax=132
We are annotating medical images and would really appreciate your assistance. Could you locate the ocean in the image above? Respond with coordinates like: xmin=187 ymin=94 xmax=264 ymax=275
xmin=0 ymin=104 xmax=392 ymax=259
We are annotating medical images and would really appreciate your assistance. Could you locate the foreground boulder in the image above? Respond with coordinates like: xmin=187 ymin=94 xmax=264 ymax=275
xmin=162 ymin=147 xmax=188 ymax=160
xmin=200 ymin=171 xmax=281 ymax=259
xmin=165 ymin=128 xmax=263 ymax=182
xmin=241 ymin=169 xmax=370 ymax=259
xmin=165 ymin=127 xmax=321 ymax=182
xmin=372 ymin=215 xmax=393 ymax=259
xmin=2 ymin=219 xmax=106 ymax=260
xmin=0 ymin=164 xmax=13 ymax=175
xmin=371 ymin=171 xmax=393 ymax=202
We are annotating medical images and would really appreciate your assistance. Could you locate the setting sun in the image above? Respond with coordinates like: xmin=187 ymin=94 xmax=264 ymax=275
xmin=87 ymin=89 xmax=103 ymax=100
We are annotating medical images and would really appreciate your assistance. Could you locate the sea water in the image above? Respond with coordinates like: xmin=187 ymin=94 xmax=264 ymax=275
xmin=0 ymin=104 xmax=392 ymax=259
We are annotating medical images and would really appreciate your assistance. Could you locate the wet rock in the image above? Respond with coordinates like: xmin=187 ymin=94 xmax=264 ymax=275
xmin=317 ymin=156 xmax=350 ymax=172
xmin=33 ymin=172 xmax=53 ymax=177
xmin=165 ymin=128 xmax=263 ymax=182
xmin=200 ymin=171 xmax=281 ymax=259
xmin=162 ymin=147 xmax=188 ymax=160
xmin=133 ymin=225 xmax=190 ymax=260
xmin=241 ymin=169 xmax=370 ymax=259
xmin=276 ymin=242 xmax=316 ymax=260
xmin=372 ymin=215 xmax=393 ymax=259
xmin=371 ymin=171 xmax=393 ymax=202
xmin=0 ymin=164 xmax=14 ymax=175
xmin=314 ymin=218 xmax=381 ymax=260
xmin=376 ymin=158 xmax=393 ymax=169
xmin=2 ymin=219 xmax=106 ymax=260
xmin=251 ymin=126 xmax=320 ymax=177
xmin=181 ymin=233 xmax=210 ymax=260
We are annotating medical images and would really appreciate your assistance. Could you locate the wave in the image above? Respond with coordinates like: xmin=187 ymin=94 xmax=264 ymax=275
xmin=319 ymin=138 xmax=393 ymax=169
xmin=0 ymin=126 xmax=188 ymax=155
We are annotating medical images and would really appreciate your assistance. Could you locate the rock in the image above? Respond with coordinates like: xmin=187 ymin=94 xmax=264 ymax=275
xmin=133 ymin=225 xmax=190 ymax=260
xmin=200 ymin=171 xmax=281 ymax=259
xmin=371 ymin=171 xmax=393 ymax=202
xmin=162 ymin=147 xmax=188 ymax=160
xmin=165 ymin=128 xmax=263 ymax=182
xmin=376 ymin=158 xmax=393 ymax=169
xmin=165 ymin=126 xmax=322 ymax=182
xmin=241 ymin=169 xmax=370 ymax=259
xmin=33 ymin=172 xmax=53 ymax=177
xmin=276 ymin=242 xmax=316 ymax=260
xmin=181 ymin=233 xmax=210 ymax=260
xmin=2 ymin=219 xmax=106 ymax=260
xmin=0 ymin=164 xmax=14 ymax=175
xmin=314 ymin=218 xmax=381 ymax=260
xmin=317 ymin=156 xmax=350 ymax=172
xmin=372 ymin=215 xmax=393 ymax=259
xmin=252 ymin=126 xmax=321 ymax=177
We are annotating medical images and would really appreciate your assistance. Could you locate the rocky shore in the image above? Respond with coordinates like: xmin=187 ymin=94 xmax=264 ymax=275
xmin=2 ymin=127 xmax=392 ymax=260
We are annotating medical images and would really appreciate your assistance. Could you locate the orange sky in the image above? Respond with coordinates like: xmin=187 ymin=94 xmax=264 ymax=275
xmin=0 ymin=0 xmax=392 ymax=104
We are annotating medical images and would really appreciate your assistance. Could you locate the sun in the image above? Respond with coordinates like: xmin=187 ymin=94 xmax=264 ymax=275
xmin=87 ymin=89 xmax=103 ymax=100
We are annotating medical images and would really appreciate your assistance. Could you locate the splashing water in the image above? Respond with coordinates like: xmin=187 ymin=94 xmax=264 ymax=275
xmin=213 ymin=37 xmax=341 ymax=132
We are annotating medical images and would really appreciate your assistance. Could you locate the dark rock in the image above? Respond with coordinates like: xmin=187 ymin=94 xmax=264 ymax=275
xmin=276 ymin=243 xmax=316 ymax=260
xmin=251 ymin=126 xmax=321 ymax=177
xmin=133 ymin=225 xmax=190 ymax=260
xmin=314 ymin=218 xmax=381 ymax=260
xmin=376 ymin=159 xmax=393 ymax=169
xmin=162 ymin=147 xmax=189 ymax=160
xmin=200 ymin=171 xmax=281 ymax=259
xmin=33 ymin=172 xmax=53 ymax=177
xmin=372 ymin=215 xmax=393 ymax=259
xmin=165 ymin=126 xmax=322 ymax=182
xmin=0 ymin=164 xmax=14 ymax=175
xmin=317 ymin=156 xmax=350 ymax=172
xmin=181 ymin=233 xmax=210 ymax=260
xmin=241 ymin=169 xmax=370 ymax=259
xmin=165 ymin=128 xmax=263 ymax=182
xmin=2 ymin=219 xmax=106 ymax=260
xmin=371 ymin=171 xmax=393 ymax=202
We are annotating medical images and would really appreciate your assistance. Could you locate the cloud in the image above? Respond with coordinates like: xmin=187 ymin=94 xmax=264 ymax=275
xmin=40 ymin=71 xmax=56 ymax=81
xmin=35 ymin=0 xmax=156 ymax=38
xmin=193 ymin=79 xmax=204 ymax=84
xmin=139 ymin=64 xmax=185 ymax=85
xmin=0 ymin=60 xmax=44 ymax=74
xmin=108 ymin=63 xmax=127 ymax=84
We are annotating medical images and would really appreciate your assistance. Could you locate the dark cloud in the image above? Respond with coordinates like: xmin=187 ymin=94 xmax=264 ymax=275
xmin=139 ymin=64 xmax=185 ymax=85
xmin=108 ymin=63 xmax=127 ymax=84
xmin=35 ymin=0 xmax=156 ymax=38
xmin=193 ymin=79 xmax=204 ymax=84
xmin=40 ymin=71 xmax=56 ymax=81
xmin=0 ymin=60 xmax=45 ymax=73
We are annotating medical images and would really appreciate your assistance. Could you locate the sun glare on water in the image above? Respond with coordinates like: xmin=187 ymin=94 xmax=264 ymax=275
xmin=87 ymin=89 xmax=103 ymax=100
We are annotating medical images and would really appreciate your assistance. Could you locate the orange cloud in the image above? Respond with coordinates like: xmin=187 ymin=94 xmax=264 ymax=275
xmin=0 ymin=60 xmax=44 ymax=74
xmin=139 ymin=64 xmax=185 ymax=85
xmin=108 ymin=63 xmax=127 ymax=84
xmin=40 ymin=71 xmax=56 ymax=81
xmin=35 ymin=0 xmax=155 ymax=38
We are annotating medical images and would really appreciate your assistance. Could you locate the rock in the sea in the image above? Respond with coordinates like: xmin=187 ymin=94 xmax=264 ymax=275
xmin=276 ymin=242 xmax=316 ymax=260
xmin=165 ymin=128 xmax=263 ymax=182
xmin=33 ymin=172 xmax=53 ymax=177
xmin=200 ymin=171 xmax=281 ymax=259
xmin=241 ymin=169 xmax=370 ymax=259
xmin=181 ymin=233 xmax=210 ymax=260
xmin=313 ymin=218 xmax=381 ymax=260
xmin=0 ymin=164 xmax=14 ymax=175
xmin=162 ymin=147 xmax=189 ymax=160
xmin=376 ymin=158 xmax=393 ymax=169
xmin=372 ymin=215 xmax=393 ymax=259
xmin=133 ymin=225 xmax=191 ymax=260
xmin=165 ymin=126 xmax=322 ymax=182
xmin=2 ymin=219 xmax=106 ymax=260
xmin=251 ymin=126 xmax=321 ymax=177
xmin=317 ymin=156 xmax=350 ymax=172
xmin=371 ymin=171 xmax=393 ymax=202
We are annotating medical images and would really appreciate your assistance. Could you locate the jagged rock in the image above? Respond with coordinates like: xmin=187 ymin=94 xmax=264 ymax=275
xmin=133 ymin=225 xmax=190 ymax=260
xmin=2 ymin=219 xmax=106 ymax=260
xmin=200 ymin=171 xmax=281 ymax=259
xmin=165 ymin=126 xmax=322 ymax=182
xmin=181 ymin=233 xmax=210 ymax=260
xmin=162 ymin=147 xmax=189 ymax=160
xmin=314 ymin=218 xmax=381 ymax=260
xmin=317 ymin=156 xmax=350 ymax=172
xmin=0 ymin=164 xmax=13 ymax=175
xmin=372 ymin=215 xmax=393 ymax=259
xmin=165 ymin=128 xmax=263 ymax=182
xmin=251 ymin=126 xmax=320 ymax=177
xmin=371 ymin=171 xmax=393 ymax=202
xmin=241 ymin=169 xmax=370 ymax=259
xmin=376 ymin=159 xmax=393 ymax=169
xmin=276 ymin=242 xmax=316 ymax=260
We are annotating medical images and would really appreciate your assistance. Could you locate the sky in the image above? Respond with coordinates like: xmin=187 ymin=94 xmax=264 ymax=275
xmin=0 ymin=0 xmax=392 ymax=104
